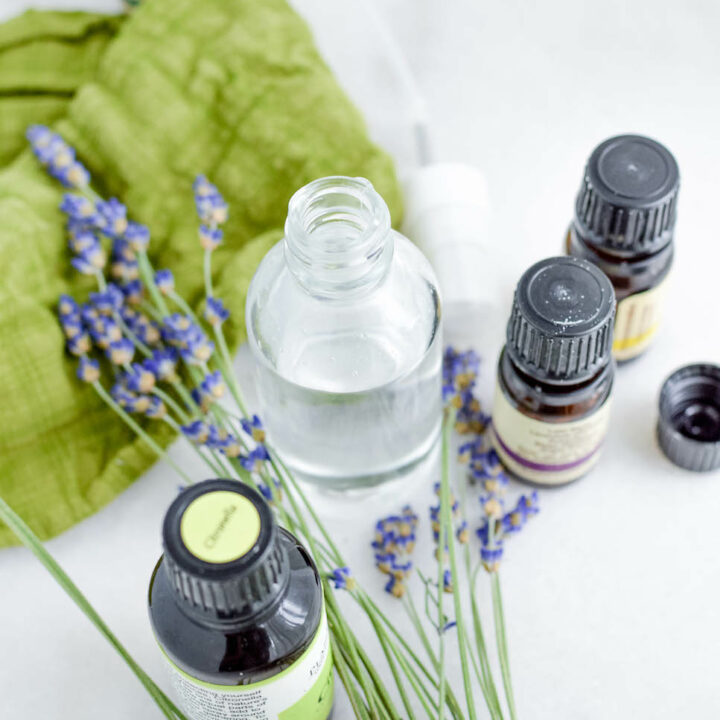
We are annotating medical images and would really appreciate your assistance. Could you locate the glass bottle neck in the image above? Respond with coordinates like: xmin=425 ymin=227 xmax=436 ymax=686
xmin=284 ymin=176 xmax=393 ymax=299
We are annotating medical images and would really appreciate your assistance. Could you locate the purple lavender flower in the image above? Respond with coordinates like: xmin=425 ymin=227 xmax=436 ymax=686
xmin=480 ymin=544 xmax=504 ymax=571
xmin=124 ymin=363 xmax=156 ymax=393
xmin=58 ymin=312 xmax=83 ymax=339
xmin=123 ymin=308 xmax=160 ymax=345
xmin=240 ymin=415 xmax=265 ymax=443
xmin=501 ymin=492 xmax=540 ymax=534
xmin=443 ymin=346 xmax=489 ymax=434
xmin=58 ymin=294 xmax=80 ymax=323
xmin=80 ymin=303 xmax=99 ymax=325
xmin=111 ymin=383 xmax=137 ymax=409
xmin=143 ymin=349 xmax=178 ymax=382
xmin=27 ymin=125 xmax=65 ymax=164
xmin=180 ymin=326 xmax=214 ymax=365
xmin=67 ymin=229 xmax=99 ymax=255
xmin=71 ymin=244 xmax=106 ymax=274
xmin=88 ymin=317 xmax=122 ymax=350
xmin=239 ymin=445 xmax=270 ymax=473
xmin=60 ymin=194 xmax=97 ymax=222
xmin=106 ymin=338 xmax=134 ymax=365
xmin=110 ymin=256 xmax=140 ymax=284
xmin=145 ymin=396 xmax=167 ymax=419
xmin=155 ymin=269 xmax=174 ymax=295
xmin=198 ymin=225 xmax=223 ymax=251
xmin=443 ymin=346 xmax=480 ymax=391
xmin=181 ymin=420 xmax=210 ymax=444
xmin=329 ymin=567 xmax=355 ymax=591
xmin=202 ymin=371 xmax=224 ymax=398
xmin=26 ymin=125 xmax=90 ymax=188
xmin=121 ymin=279 xmax=143 ymax=305
xmin=193 ymin=175 xmax=228 ymax=226
xmin=124 ymin=221 xmax=150 ymax=252
xmin=89 ymin=284 xmax=124 ymax=315
xmin=96 ymin=198 xmax=128 ymax=237
xmin=204 ymin=296 xmax=229 ymax=326
xmin=67 ymin=334 xmax=92 ymax=356
xmin=161 ymin=313 xmax=193 ymax=344
xmin=77 ymin=357 xmax=100 ymax=383
xmin=213 ymin=433 xmax=244 ymax=459
xmin=373 ymin=506 xmax=418 ymax=598
xmin=384 ymin=575 xmax=406 ymax=598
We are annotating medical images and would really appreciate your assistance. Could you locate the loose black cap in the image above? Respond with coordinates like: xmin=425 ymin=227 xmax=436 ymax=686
xmin=574 ymin=134 xmax=680 ymax=254
xmin=162 ymin=479 xmax=289 ymax=621
xmin=657 ymin=364 xmax=720 ymax=472
xmin=506 ymin=256 xmax=616 ymax=383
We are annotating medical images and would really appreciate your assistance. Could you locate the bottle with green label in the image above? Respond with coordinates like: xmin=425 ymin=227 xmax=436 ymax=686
xmin=148 ymin=479 xmax=334 ymax=720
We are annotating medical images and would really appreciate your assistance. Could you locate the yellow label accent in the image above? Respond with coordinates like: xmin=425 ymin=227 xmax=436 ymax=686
xmin=180 ymin=490 xmax=261 ymax=564
xmin=613 ymin=322 xmax=659 ymax=351
xmin=612 ymin=277 xmax=668 ymax=361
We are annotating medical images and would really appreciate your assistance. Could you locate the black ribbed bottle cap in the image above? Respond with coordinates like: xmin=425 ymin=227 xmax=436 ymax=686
xmin=506 ymin=256 xmax=616 ymax=383
xmin=162 ymin=479 xmax=289 ymax=621
xmin=657 ymin=364 xmax=720 ymax=472
xmin=574 ymin=134 xmax=679 ymax=254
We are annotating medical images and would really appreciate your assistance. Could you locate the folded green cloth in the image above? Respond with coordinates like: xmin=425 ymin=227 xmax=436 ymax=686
xmin=0 ymin=11 xmax=121 ymax=167
xmin=0 ymin=0 xmax=401 ymax=547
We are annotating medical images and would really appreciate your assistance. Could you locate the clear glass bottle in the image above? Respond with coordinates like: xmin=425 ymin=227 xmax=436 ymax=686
xmin=246 ymin=176 xmax=442 ymax=488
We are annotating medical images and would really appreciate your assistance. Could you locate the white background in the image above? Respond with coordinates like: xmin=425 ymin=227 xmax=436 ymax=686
xmin=1 ymin=1 xmax=720 ymax=718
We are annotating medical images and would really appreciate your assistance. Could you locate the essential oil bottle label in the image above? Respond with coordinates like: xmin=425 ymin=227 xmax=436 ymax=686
xmin=162 ymin=613 xmax=333 ymax=720
xmin=612 ymin=278 xmax=668 ymax=361
xmin=491 ymin=384 xmax=611 ymax=485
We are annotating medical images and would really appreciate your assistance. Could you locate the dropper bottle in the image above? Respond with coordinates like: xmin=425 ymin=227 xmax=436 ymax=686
xmin=148 ymin=479 xmax=333 ymax=720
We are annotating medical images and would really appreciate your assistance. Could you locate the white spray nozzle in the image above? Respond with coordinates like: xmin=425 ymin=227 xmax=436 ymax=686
xmin=402 ymin=162 xmax=492 ymax=310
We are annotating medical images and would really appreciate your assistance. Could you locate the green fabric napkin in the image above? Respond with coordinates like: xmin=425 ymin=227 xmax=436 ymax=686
xmin=0 ymin=11 xmax=121 ymax=167
xmin=0 ymin=0 xmax=401 ymax=547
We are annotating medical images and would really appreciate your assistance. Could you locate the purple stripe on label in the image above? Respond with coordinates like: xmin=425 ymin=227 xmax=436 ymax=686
xmin=493 ymin=429 xmax=602 ymax=473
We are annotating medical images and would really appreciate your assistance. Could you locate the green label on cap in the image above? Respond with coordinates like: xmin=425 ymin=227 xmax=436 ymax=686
xmin=180 ymin=490 xmax=261 ymax=563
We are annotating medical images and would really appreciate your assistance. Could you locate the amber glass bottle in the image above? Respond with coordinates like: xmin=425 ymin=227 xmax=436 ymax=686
xmin=149 ymin=479 xmax=333 ymax=720
xmin=566 ymin=134 xmax=679 ymax=361
xmin=492 ymin=257 xmax=616 ymax=486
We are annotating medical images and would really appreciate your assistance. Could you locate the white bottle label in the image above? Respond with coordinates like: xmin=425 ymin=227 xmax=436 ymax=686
xmin=612 ymin=277 xmax=668 ymax=361
xmin=162 ymin=613 xmax=333 ymax=720
xmin=491 ymin=383 xmax=611 ymax=485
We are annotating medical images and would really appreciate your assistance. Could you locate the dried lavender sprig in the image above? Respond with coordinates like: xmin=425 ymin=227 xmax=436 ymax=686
xmin=38 ymin=129 xmax=444 ymax=719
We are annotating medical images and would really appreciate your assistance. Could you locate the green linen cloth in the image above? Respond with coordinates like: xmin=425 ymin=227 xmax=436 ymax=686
xmin=0 ymin=11 xmax=121 ymax=167
xmin=0 ymin=0 xmax=401 ymax=547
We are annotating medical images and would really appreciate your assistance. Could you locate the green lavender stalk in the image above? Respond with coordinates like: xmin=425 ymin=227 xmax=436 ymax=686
xmin=492 ymin=571 xmax=518 ymax=720
xmin=30 ymin=126 xmax=436 ymax=719
xmin=457 ymin=477 xmax=503 ymax=720
xmin=30 ymin=124 xmax=540 ymax=720
xmin=438 ymin=411 xmax=477 ymax=720
xmin=0 ymin=496 xmax=187 ymax=720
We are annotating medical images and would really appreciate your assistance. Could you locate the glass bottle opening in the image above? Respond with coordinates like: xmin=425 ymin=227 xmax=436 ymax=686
xmin=284 ymin=176 xmax=393 ymax=298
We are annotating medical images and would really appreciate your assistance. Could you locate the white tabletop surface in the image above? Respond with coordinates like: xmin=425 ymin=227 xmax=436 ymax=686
xmin=2 ymin=1 xmax=720 ymax=719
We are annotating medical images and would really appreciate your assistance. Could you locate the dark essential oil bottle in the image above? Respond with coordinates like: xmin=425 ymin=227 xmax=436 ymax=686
xmin=148 ymin=479 xmax=334 ymax=720
xmin=566 ymin=134 xmax=680 ymax=362
xmin=492 ymin=256 xmax=616 ymax=486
